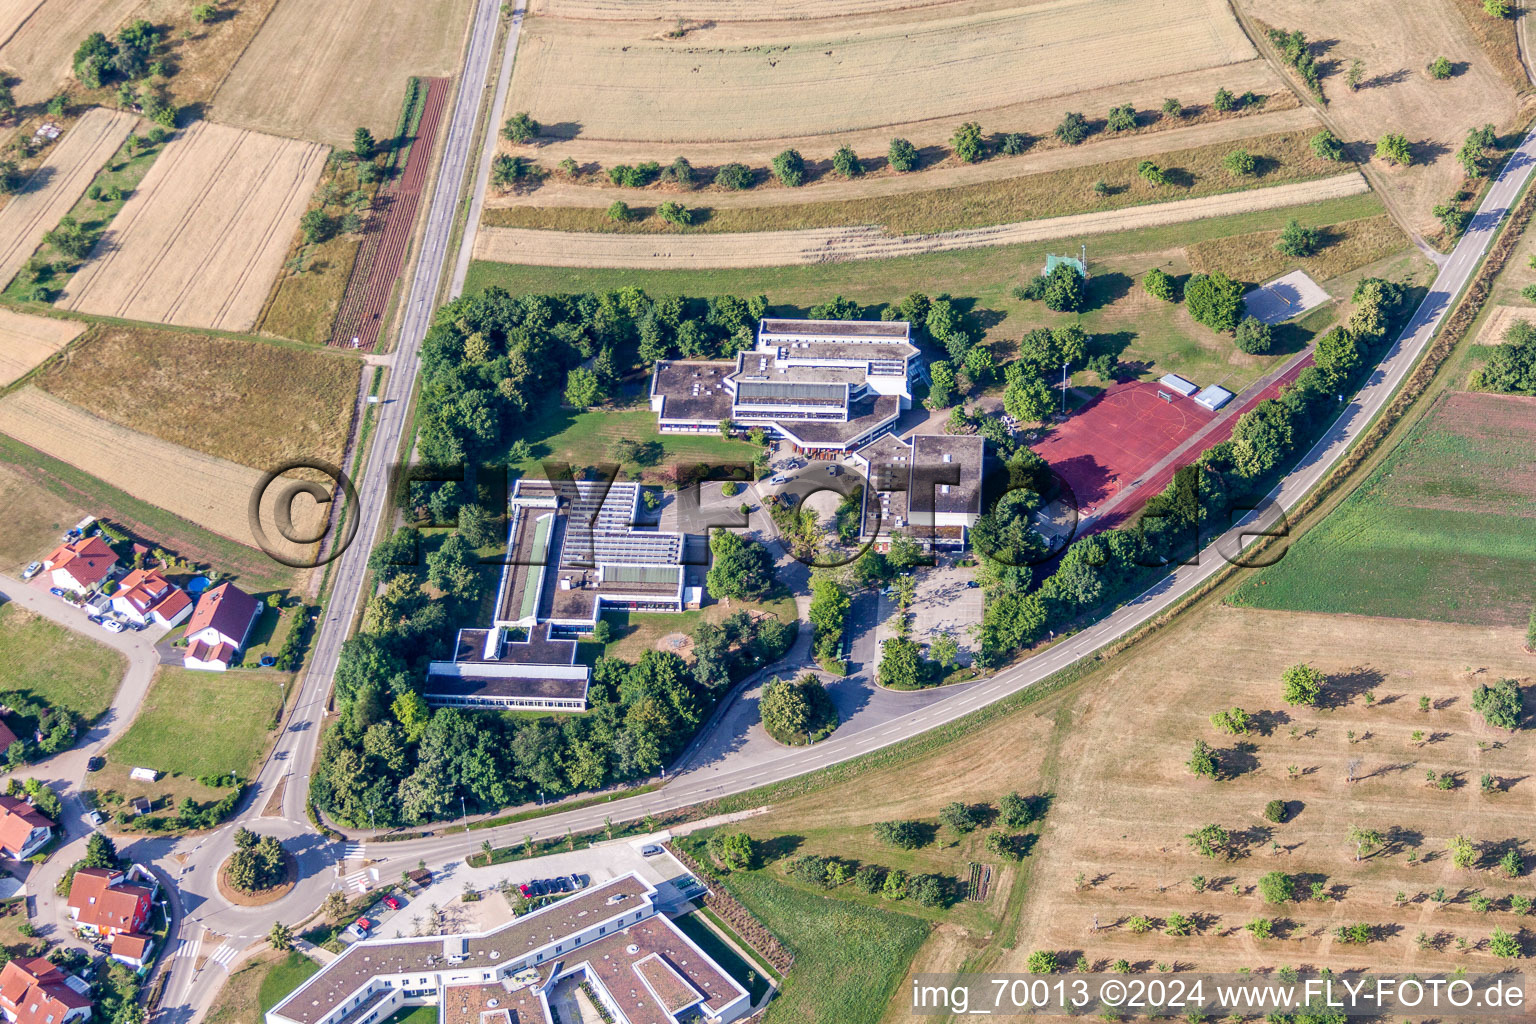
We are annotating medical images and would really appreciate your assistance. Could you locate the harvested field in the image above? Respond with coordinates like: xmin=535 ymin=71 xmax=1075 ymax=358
xmin=0 ymin=0 xmax=139 ymax=107
xmin=508 ymin=0 xmax=1258 ymax=144
xmin=475 ymin=173 xmax=1369 ymax=268
xmin=1242 ymin=0 xmax=1520 ymax=238
xmin=1185 ymin=214 xmax=1409 ymax=285
xmin=1474 ymin=304 xmax=1536 ymax=346
xmin=211 ymin=0 xmax=473 ymax=145
xmin=57 ymin=121 xmax=327 ymax=332
xmin=33 ymin=325 xmax=358 ymax=470
xmin=536 ymin=0 xmax=970 ymax=18
xmin=0 ymin=108 xmax=136 ymax=289
xmin=485 ymin=129 xmax=1350 ymax=237
xmin=1232 ymin=390 xmax=1536 ymax=626
xmin=0 ymin=388 xmax=327 ymax=562
xmin=1444 ymin=0 xmax=1528 ymax=92
xmin=0 ymin=309 xmax=83 ymax=386
xmin=0 ymin=461 xmax=84 ymax=567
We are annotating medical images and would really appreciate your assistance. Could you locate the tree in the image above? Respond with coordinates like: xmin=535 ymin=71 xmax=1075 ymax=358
xmin=1485 ymin=0 xmax=1510 ymax=15
xmin=1471 ymin=678 xmax=1522 ymax=730
xmin=426 ymin=533 xmax=480 ymax=599
xmin=1346 ymin=58 xmax=1365 ymax=90
xmin=888 ymin=137 xmax=918 ymax=172
xmin=873 ymin=820 xmax=928 ymax=849
xmin=1500 ymin=847 xmax=1523 ymax=878
xmin=269 ymin=921 xmax=293 ymax=951
xmin=1143 ymin=267 xmax=1177 ymax=301
xmin=1375 ymin=133 xmax=1412 ymax=166
xmin=300 ymin=209 xmax=332 ymax=245
xmin=951 ymin=121 xmax=985 ymax=163
xmin=1026 ymin=950 xmax=1059 ymax=974
xmin=501 ymin=111 xmax=538 ymax=143
xmin=1137 ymin=159 xmax=1167 ymax=186
xmin=1187 ymin=739 xmax=1218 ymax=779
xmin=1003 ymin=366 xmax=1054 ymax=422
xmin=705 ymin=530 xmax=773 ymax=599
xmin=931 ymin=633 xmax=959 ymax=671
xmin=939 ymin=801 xmax=981 ymax=834
xmin=1186 ymin=823 xmax=1229 ymax=859
xmin=1449 ymin=834 xmax=1477 ymax=869
xmin=353 ymin=127 xmax=375 ymax=161
xmin=43 ymin=216 xmax=93 ymax=260
xmin=1311 ymin=129 xmax=1345 ymax=162
xmin=832 ymin=145 xmax=863 ymax=178
xmin=707 ymin=831 xmax=757 ymax=871
xmin=1276 ymin=218 xmax=1320 ymax=257
xmin=564 ymin=367 xmax=604 ymax=409
xmin=1213 ymin=87 xmax=1236 ymax=112
xmin=1223 ymin=148 xmax=1256 ymax=176
xmin=226 ymin=831 xmax=287 ymax=893
xmin=1429 ymin=56 xmax=1453 ymax=79
xmin=770 ymin=149 xmax=805 ymax=187
xmin=878 ymin=636 xmax=925 ymax=689
xmin=1491 ymin=926 xmax=1522 ymax=959
xmin=1184 ymin=272 xmax=1245 ymax=333
xmin=1264 ymin=799 xmax=1287 ymax=823
xmin=1105 ymin=103 xmax=1136 ymax=132
xmin=1162 ymin=97 xmax=1183 ymax=118
xmin=1234 ymin=316 xmax=1273 ymax=355
xmin=323 ymin=890 xmax=347 ymax=921
xmin=1054 ymin=111 xmax=1089 ymax=145
xmin=657 ymin=201 xmax=691 ymax=226
xmin=998 ymin=132 xmax=1028 ymax=155
xmin=1348 ymin=825 xmax=1382 ymax=862
xmin=1041 ymin=262 xmax=1084 ymax=312
xmin=714 ymin=162 xmax=753 ymax=190
xmin=1281 ymin=663 xmax=1325 ymax=706
xmin=998 ymin=792 xmax=1033 ymax=828
xmin=759 ymin=675 xmax=835 ymax=743
xmin=1210 ymin=707 xmax=1252 ymax=735
xmin=606 ymin=200 xmax=632 ymax=222
xmin=1258 ymin=870 xmax=1294 ymax=904
xmin=926 ymin=359 xmax=957 ymax=408
xmin=807 ymin=576 xmax=850 ymax=662
xmin=83 ymin=831 xmax=118 ymax=869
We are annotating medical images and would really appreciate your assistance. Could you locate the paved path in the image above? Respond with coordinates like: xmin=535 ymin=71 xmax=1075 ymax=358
xmin=471 ymin=173 xmax=1369 ymax=268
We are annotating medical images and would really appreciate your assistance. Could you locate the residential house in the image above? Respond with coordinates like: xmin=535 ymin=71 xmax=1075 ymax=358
xmin=107 ymin=933 xmax=153 ymax=971
xmin=110 ymin=569 xmax=192 ymax=628
xmin=65 ymin=866 xmax=155 ymax=938
xmin=182 ymin=583 xmax=263 ymax=671
xmin=40 ymin=538 xmax=117 ymax=594
xmin=0 ymin=721 xmax=18 ymax=763
xmin=0 ymin=958 xmax=92 ymax=1024
xmin=0 ymin=797 xmax=53 ymax=859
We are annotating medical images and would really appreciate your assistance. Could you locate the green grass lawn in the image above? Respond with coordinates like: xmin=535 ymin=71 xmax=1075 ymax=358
xmin=710 ymin=867 xmax=929 ymax=1024
xmin=672 ymin=909 xmax=776 ymax=1004
xmin=0 ymin=602 xmax=124 ymax=721
xmin=257 ymin=952 xmax=321 ymax=1015
xmin=503 ymin=401 xmax=756 ymax=481
xmin=599 ymin=594 xmax=798 ymax=663
xmin=376 ymin=1008 xmax=437 ymax=1024
xmin=105 ymin=666 xmax=285 ymax=778
xmin=1230 ymin=391 xmax=1536 ymax=626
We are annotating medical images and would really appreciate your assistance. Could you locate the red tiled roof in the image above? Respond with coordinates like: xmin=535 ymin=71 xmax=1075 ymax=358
xmin=0 ymin=796 xmax=52 ymax=856
xmin=41 ymin=537 xmax=116 ymax=588
xmin=185 ymin=583 xmax=260 ymax=646
xmin=109 ymin=933 xmax=149 ymax=959
xmin=67 ymin=868 xmax=150 ymax=932
xmin=0 ymin=956 xmax=90 ymax=1024
xmin=115 ymin=569 xmax=171 ymax=613
xmin=0 ymin=720 xmax=18 ymax=756
xmin=153 ymin=588 xmax=191 ymax=620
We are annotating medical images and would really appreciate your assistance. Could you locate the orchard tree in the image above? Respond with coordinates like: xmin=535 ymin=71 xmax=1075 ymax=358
xmin=501 ymin=111 xmax=539 ymax=143
xmin=1186 ymin=823 xmax=1230 ymax=859
xmin=1471 ymin=678 xmax=1522 ymax=730
xmin=1143 ymin=267 xmax=1177 ymax=301
xmin=1490 ymin=927 xmax=1521 ymax=959
xmin=352 ymin=127 xmax=375 ymax=161
xmin=1282 ymin=663 xmax=1326 ymax=706
xmin=1449 ymin=834 xmax=1478 ymax=869
xmin=1026 ymin=950 xmax=1059 ymax=974
xmin=1375 ymin=133 xmax=1412 ymax=166
xmin=951 ymin=121 xmax=985 ymax=163
xmin=1257 ymin=871 xmax=1295 ymax=904
xmin=1187 ymin=738 xmax=1218 ymax=779
xmin=1224 ymin=148 xmax=1256 ymax=176
xmin=1276 ymin=218 xmax=1320 ymax=257
xmin=888 ymin=137 xmax=918 ymax=172
xmin=1428 ymin=56 xmax=1453 ymax=79
xmin=1347 ymin=825 xmax=1383 ymax=862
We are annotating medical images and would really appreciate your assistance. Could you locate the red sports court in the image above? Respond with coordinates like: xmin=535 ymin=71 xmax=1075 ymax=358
xmin=1031 ymin=380 xmax=1203 ymax=515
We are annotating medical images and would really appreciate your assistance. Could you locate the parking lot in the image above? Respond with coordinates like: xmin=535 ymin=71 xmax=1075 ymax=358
xmin=873 ymin=563 xmax=983 ymax=671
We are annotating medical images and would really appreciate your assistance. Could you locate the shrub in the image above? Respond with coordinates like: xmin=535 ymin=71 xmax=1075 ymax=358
xmin=998 ymin=132 xmax=1029 ymax=155
xmin=1258 ymin=870 xmax=1295 ymax=904
xmin=657 ymin=201 xmax=691 ymax=226
xmin=831 ymin=145 xmax=863 ymax=178
xmin=1054 ymin=111 xmax=1089 ymax=145
xmin=500 ymin=111 xmax=538 ymax=144
xmin=770 ymin=149 xmax=805 ymax=187
xmin=1263 ymin=799 xmax=1287 ymax=823
xmin=888 ymin=137 xmax=918 ymax=172
xmin=1026 ymin=950 xmax=1059 ymax=973
xmin=1310 ymin=129 xmax=1345 ymax=161
xmin=721 ymin=481 xmax=740 ymax=497
xmin=1223 ymin=148 xmax=1256 ymax=176
xmin=1472 ymin=678 xmax=1522 ymax=730
xmin=1137 ymin=160 xmax=1168 ymax=186
xmin=191 ymin=2 xmax=216 ymax=23
xmin=1276 ymin=217 xmax=1320 ymax=257
xmin=873 ymin=820 xmax=928 ymax=849
xmin=1105 ymin=103 xmax=1136 ymax=132
xmin=1485 ymin=0 xmax=1510 ymax=16
xmin=714 ymin=163 xmax=753 ymax=190
xmin=1234 ymin=316 xmax=1273 ymax=355
xmin=1143 ymin=267 xmax=1177 ymax=301
xmin=1246 ymin=918 xmax=1274 ymax=938
xmin=663 ymin=156 xmax=694 ymax=186
xmin=1126 ymin=915 xmax=1153 ymax=934
xmin=1429 ymin=56 xmax=1453 ymax=79
xmin=1213 ymin=87 xmax=1237 ymax=112
xmin=1184 ymin=272 xmax=1245 ymax=333
xmin=606 ymin=200 xmax=631 ymax=222
xmin=999 ymin=791 xmax=1033 ymax=828
xmin=1281 ymin=663 xmax=1326 ymax=706
xmin=952 ymin=121 xmax=985 ymax=163
xmin=1161 ymin=97 xmax=1183 ymax=118
xmin=939 ymin=801 xmax=981 ymax=834
xmin=1375 ymin=133 xmax=1412 ymax=166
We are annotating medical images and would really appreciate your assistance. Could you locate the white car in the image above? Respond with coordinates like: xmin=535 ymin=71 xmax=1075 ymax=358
xmin=100 ymin=620 xmax=125 ymax=634
xmin=769 ymin=475 xmax=785 ymax=485
xmin=20 ymin=562 xmax=41 ymax=580
xmin=639 ymin=844 xmax=664 ymax=857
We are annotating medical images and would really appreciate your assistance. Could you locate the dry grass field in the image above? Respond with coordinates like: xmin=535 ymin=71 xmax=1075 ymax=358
xmin=1475 ymin=304 xmax=1536 ymax=346
xmin=0 ymin=108 xmax=135 ymax=288
xmin=534 ymin=0 xmax=972 ymax=18
xmin=33 ymin=325 xmax=358 ymax=469
xmin=1242 ymin=0 xmax=1521 ymax=238
xmin=0 ymin=388 xmax=328 ymax=561
xmin=57 ymin=121 xmax=326 ymax=332
xmin=474 ymin=173 xmax=1369 ymax=269
xmin=0 ymin=309 xmax=84 ymax=386
xmin=0 ymin=0 xmax=140 ymax=107
xmin=733 ymin=604 xmax=1536 ymax=1016
xmin=1186 ymin=213 xmax=1409 ymax=285
xmin=506 ymin=0 xmax=1258 ymax=145
xmin=0 ymin=460 xmax=85 ymax=566
xmin=211 ymin=0 xmax=472 ymax=145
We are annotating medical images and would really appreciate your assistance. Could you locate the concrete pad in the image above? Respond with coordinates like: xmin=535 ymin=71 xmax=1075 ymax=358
xmin=1242 ymin=270 xmax=1329 ymax=325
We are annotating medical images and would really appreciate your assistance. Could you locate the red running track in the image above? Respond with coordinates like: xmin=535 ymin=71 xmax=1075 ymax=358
xmin=330 ymin=77 xmax=451 ymax=351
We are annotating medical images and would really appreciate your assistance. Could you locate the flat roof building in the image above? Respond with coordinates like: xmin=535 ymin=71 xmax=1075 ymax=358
xmin=264 ymin=874 xmax=750 ymax=1024
xmin=854 ymin=433 xmax=987 ymax=551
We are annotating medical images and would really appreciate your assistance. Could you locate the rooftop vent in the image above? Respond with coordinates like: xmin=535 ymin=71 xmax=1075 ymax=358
xmin=626 ymin=944 xmax=640 ymax=955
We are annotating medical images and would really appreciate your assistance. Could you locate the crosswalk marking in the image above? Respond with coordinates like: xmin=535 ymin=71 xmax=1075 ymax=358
xmin=208 ymin=943 xmax=238 ymax=969
xmin=345 ymin=842 xmax=366 ymax=861
xmin=175 ymin=936 xmax=201 ymax=960
xmin=344 ymin=869 xmax=369 ymax=894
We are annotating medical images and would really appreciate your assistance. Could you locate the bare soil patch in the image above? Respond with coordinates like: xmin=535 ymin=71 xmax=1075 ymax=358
xmin=211 ymin=0 xmax=473 ymax=145
xmin=0 ymin=308 xmax=84 ymax=386
xmin=1241 ymin=0 xmax=1520 ymax=237
xmin=34 ymin=324 xmax=358 ymax=469
xmin=1474 ymin=303 xmax=1536 ymax=346
xmin=507 ymin=0 xmax=1258 ymax=144
xmin=474 ymin=174 xmax=1368 ymax=268
xmin=0 ymin=108 xmax=136 ymax=289
xmin=0 ymin=388 xmax=326 ymax=560
xmin=58 ymin=121 xmax=326 ymax=332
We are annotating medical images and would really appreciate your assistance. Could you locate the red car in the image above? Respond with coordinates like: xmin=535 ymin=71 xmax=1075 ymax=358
xmin=382 ymin=896 xmax=401 ymax=911
xmin=517 ymin=882 xmax=534 ymax=898
xmin=354 ymin=917 xmax=372 ymax=933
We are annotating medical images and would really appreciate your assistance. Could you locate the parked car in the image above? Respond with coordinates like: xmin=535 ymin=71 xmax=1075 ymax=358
xmin=86 ymin=614 xmax=104 ymax=625
xmin=639 ymin=844 xmax=664 ymax=857
xmin=517 ymin=882 xmax=534 ymax=899
xmin=569 ymin=873 xmax=588 ymax=890
xmin=966 ymin=580 xmax=980 ymax=589
xmin=769 ymin=475 xmax=785 ymax=485
xmin=92 ymin=943 xmax=110 ymax=955
xmin=382 ymin=895 xmax=401 ymax=911
xmin=101 ymin=620 xmax=125 ymax=633
xmin=49 ymin=587 xmax=66 ymax=598
xmin=553 ymin=877 xmax=571 ymax=893
xmin=87 ymin=811 xmax=105 ymax=826
xmin=21 ymin=562 xmax=41 ymax=580
xmin=86 ymin=756 xmax=104 ymax=772
xmin=345 ymin=918 xmax=372 ymax=940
